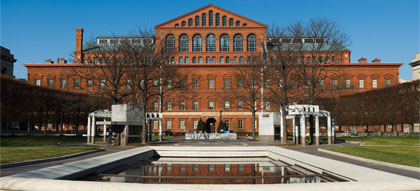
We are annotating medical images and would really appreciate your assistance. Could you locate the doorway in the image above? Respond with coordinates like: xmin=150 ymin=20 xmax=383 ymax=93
xmin=205 ymin=118 xmax=216 ymax=133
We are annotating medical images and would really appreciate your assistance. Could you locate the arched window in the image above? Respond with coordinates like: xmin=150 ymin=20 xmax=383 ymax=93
xmin=185 ymin=57 xmax=189 ymax=64
xmin=192 ymin=57 xmax=196 ymax=63
xmin=209 ymin=11 xmax=213 ymax=26
xmin=236 ymin=21 xmax=240 ymax=26
xmin=175 ymin=24 xmax=179 ymax=27
xmin=179 ymin=35 xmax=189 ymax=52
xmin=198 ymin=57 xmax=202 ymax=63
xmin=226 ymin=56 xmax=230 ymax=63
xmin=220 ymin=57 xmax=224 ymax=63
xmin=165 ymin=34 xmax=175 ymax=52
xmin=206 ymin=34 xmax=216 ymax=52
xmin=215 ymin=13 xmax=220 ymax=26
xmin=220 ymin=34 xmax=229 ymax=52
xmin=212 ymin=56 xmax=216 ymax=64
xmin=188 ymin=18 xmax=193 ymax=26
xmin=94 ymin=57 xmax=98 ymax=64
xmin=193 ymin=34 xmax=202 ymax=52
xmin=222 ymin=16 xmax=227 ymax=26
xmin=243 ymin=23 xmax=247 ymax=26
xmin=247 ymin=34 xmax=256 ymax=52
xmin=171 ymin=57 xmax=175 ymax=64
xmin=206 ymin=56 xmax=210 ymax=63
xmin=233 ymin=34 xmax=243 ymax=52
xmin=181 ymin=21 xmax=186 ymax=26
xmin=234 ymin=56 xmax=238 ymax=63
xmin=202 ymin=13 xmax=206 ymax=26
xmin=195 ymin=16 xmax=199 ymax=26
xmin=229 ymin=18 xmax=233 ymax=26
xmin=179 ymin=57 xmax=183 ymax=64
xmin=239 ymin=56 xmax=244 ymax=63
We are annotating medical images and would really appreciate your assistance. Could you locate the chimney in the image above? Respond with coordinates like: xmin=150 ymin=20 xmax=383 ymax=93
xmin=372 ymin=58 xmax=381 ymax=63
xmin=358 ymin=57 xmax=367 ymax=63
xmin=45 ymin=59 xmax=54 ymax=64
xmin=75 ymin=28 xmax=84 ymax=63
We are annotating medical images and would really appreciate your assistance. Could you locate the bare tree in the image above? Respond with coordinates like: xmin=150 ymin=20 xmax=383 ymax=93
xmin=229 ymin=57 xmax=265 ymax=140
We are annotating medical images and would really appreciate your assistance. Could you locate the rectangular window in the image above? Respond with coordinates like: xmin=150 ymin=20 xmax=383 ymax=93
xmin=153 ymin=79 xmax=158 ymax=87
xmin=359 ymin=80 xmax=364 ymax=88
xmin=100 ymin=80 xmax=105 ymax=89
xmin=209 ymin=101 xmax=214 ymax=110
xmin=319 ymin=80 xmax=324 ymax=89
xmin=265 ymin=80 xmax=270 ymax=88
xmin=180 ymin=101 xmax=185 ymax=111
xmin=238 ymin=101 xmax=243 ymax=110
xmin=238 ymin=120 xmax=243 ymax=129
xmin=193 ymin=80 xmax=198 ymax=88
xmin=209 ymin=79 xmax=214 ymax=89
xmin=332 ymin=80 xmax=337 ymax=88
xmin=193 ymin=120 xmax=198 ymax=129
xmin=36 ymin=79 xmax=41 ymax=86
xmin=167 ymin=80 xmax=171 ymax=89
xmin=180 ymin=80 xmax=185 ymax=88
xmin=180 ymin=120 xmax=185 ymax=129
xmin=345 ymin=80 xmax=350 ymax=89
xmin=372 ymin=79 xmax=377 ymax=88
xmin=153 ymin=120 xmax=158 ymax=129
xmin=224 ymin=120 xmax=229 ymax=129
xmin=194 ymin=164 xmax=198 ymax=172
xmin=386 ymin=79 xmax=391 ymax=87
xmin=60 ymin=79 xmax=66 ymax=89
xmin=252 ymin=80 xmax=256 ymax=88
xmin=154 ymin=102 xmax=158 ymax=111
xmin=224 ymin=101 xmax=230 ymax=110
xmin=209 ymin=164 xmax=214 ymax=172
xmin=167 ymin=102 xmax=172 ymax=111
xmin=224 ymin=79 xmax=229 ymax=89
xmin=265 ymin=101 xmax=270 ymax=110
xmin=239 ymin=164 xmax=243 ymax=171
xmin=225 ymin=164 xmax=230 ymax=172
xmin=193 ymin=101 xmax=198 ymax=110
xmin=278 ymin=80 xmax=283 ymax=88
xmin=127 ymin=80 xmax=131 ymax=89
xmin=48 ymin=79 xmax=54 ymax=88
xmin=166 ymin=120 xmax=171 ymax=129
xmin=87 ymin=80 xmax=92 ymax=88
xmin=74 ymin=79 xmax=80 ymax=89
xmin=238 ymin=80 xmax=243 ymax=88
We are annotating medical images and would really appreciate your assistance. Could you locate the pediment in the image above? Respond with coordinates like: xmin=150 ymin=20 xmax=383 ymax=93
xmin=155 ymin=4 xmax=267 ymax=28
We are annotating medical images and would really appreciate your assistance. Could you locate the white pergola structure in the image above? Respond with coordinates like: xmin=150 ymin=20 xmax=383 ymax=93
xmin=86 ymin=109 xmax=111 ymax=144
xmin=287 ymin=105 xmax=335 ymax=146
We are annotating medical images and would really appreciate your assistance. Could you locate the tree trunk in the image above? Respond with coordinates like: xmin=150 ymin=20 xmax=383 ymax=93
xmin=252 ymin=110 xmax=256 ymax=141
xmin=141 ymin=104 xmax=146 ymax=144
xmin=60 ymin=123 xmax=63 ymax=136
xmin=27 ymin=122 xmax=31 ymax=136
xmin=361 ymin=125 xmax=365 ymax=137
xmin=44 ymin=123 xmax=47 ymax=136
xmin=378 ymin=125 xmax=382 ymax=137
xmin=281 ymin=107 xmax=288 ymax=144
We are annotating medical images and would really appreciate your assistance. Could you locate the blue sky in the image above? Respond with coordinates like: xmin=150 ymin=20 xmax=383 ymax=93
xmin=1 ymin=0 xmax=419 ymax=80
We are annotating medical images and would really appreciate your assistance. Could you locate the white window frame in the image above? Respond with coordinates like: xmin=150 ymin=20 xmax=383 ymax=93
xmin=224 ymin=101 xmax=230 ymax=110
xmin=153 ymin=120 xmax=158 ymax=129
xmin=372 ymin=79 xmax=377 ymax=88
xmin=166 ymin=120 xmax=172 ymax=129
xmin=193 ymin=120 xmax=198 ymax=129
xmin=209 ymin=101 xmax=214 ymax=110
xmin=209 ymin=79 xmax=214 ymax=89
xmin=359 ymin=80 xmax=364 ymax=88
xmin=180 ymin=120 xmax=185 ymax=129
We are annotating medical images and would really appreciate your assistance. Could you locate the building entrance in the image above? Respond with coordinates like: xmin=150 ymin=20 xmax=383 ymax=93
xmin=205 ymin=118 xmax=216 ymax=133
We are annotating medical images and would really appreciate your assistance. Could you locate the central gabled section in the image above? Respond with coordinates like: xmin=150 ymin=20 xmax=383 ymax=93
xmin=155 ymin=4 xmax=268 ymax=28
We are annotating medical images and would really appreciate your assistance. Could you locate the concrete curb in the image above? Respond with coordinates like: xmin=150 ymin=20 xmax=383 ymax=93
xmin=318 ymin=148 xmax=420 ymax=172
xmin=0 ymin=148 xmax=105 ymax=169
xmin=345 ymin=141 xmax=365 ymax=146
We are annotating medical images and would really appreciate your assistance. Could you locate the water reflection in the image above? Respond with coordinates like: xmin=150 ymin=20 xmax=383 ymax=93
xmin=97 ymin=158 xmax=345 ymax=184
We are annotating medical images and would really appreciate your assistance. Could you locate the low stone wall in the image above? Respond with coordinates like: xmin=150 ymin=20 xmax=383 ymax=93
xmin=185 ymin=132 xmax=237 ymax=140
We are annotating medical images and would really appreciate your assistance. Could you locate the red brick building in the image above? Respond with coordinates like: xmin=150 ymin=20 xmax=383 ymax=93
xmin=25 ymin=4 xmax=402 ymax=134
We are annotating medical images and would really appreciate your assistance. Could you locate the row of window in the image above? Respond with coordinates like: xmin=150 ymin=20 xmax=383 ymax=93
xmin=160 ymin=164 xmax=248 ymax=173
xmin=154 ymin=100 xmax=270 ymax=111
xmin=161 ymin=119 xmax=246 ymax=130
xmin=36 ymin=79 xmax=106 ymax=89
xmin=174 ymin=11 xmax=247 ymax=28
xmin=172 ymin=56 xmax=248 ymax=64
xmin=36 ymin=78 xmax=392 ymax=90
xmin=165 ymin=34 xmax=256 ymax=52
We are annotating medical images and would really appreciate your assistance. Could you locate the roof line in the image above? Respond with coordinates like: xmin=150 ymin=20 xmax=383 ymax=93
xmin=155 ymin=4 xmax=268 ymax=28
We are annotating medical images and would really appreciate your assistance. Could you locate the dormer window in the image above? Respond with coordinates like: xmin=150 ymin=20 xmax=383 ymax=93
xmin=315 ymin=38 xmax=325 ymax=43
xmin=98 ymin=39 xmax=107 ymax=44
xmin=304 ymin=38 xmax=314 ymax=43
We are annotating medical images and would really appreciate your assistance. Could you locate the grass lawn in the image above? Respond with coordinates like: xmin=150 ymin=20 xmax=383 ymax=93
xmin=0 ymin=135 xmax=96 ymax=164
xmin=151 ymin=134 xmax=173 ymax=141
xmin=326 ymin=136 xmax=420 ymax=167
xmin=0 ymin=146 xmax=96 ymax=164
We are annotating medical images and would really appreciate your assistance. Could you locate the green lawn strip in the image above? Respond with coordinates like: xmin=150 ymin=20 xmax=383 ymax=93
xmin=1 ymin=135 xmax=86 ymax=146
xmin=152 ymin=135 xmax=173 ymax=140
xmin=0 ymin=146 xmax=97 ymax=164
xmin=326 ymin=146 xmax=420 ymax=167
xmin=336 ymin=136 xmax=419 ymax=146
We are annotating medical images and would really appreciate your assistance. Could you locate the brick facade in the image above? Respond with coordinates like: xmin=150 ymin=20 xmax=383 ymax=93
xmin=25 ymin=4 xmax=402 ymax=134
